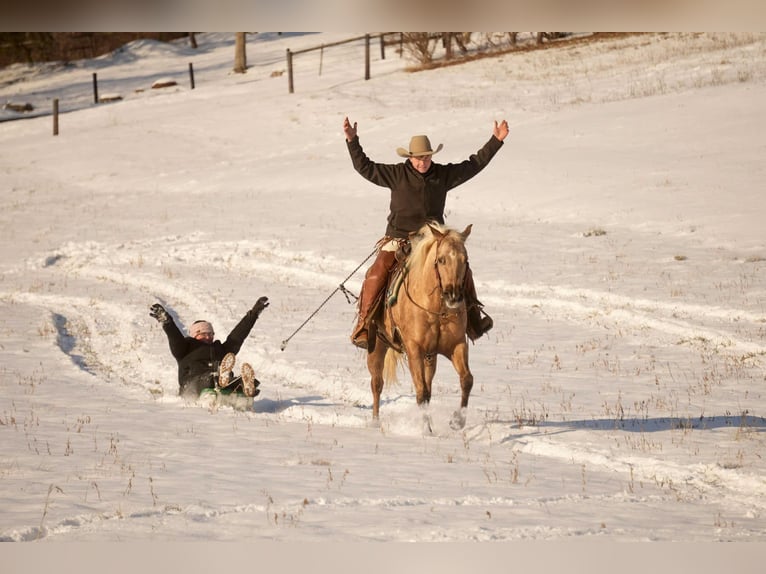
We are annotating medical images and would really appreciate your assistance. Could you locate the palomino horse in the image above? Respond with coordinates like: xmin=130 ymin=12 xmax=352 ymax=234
xmin=366 ymin=222 xmax=474 ymax=431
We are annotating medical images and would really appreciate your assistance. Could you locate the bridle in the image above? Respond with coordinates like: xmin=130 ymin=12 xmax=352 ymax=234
xmin=401 ymin=234 xmax=466 ymax=318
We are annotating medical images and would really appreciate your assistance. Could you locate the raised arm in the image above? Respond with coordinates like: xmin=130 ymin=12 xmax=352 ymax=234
xmin=222 ymin=297 xmax=270 ymax=355
xmin=150 ymin=303 xmax=191 ymax=359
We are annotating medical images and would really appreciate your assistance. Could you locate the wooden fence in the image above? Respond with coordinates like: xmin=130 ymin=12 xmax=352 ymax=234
xmin=285 ymin=33 xmax=399 ymax=94
xmin=282 ymin=32 xmax=556 ymax=94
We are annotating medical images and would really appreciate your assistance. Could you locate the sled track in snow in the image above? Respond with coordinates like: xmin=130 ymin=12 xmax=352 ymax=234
xmin=16 ymin=234 xmax=766 ymax=352
xmin=515 ymin=431 xmax=766 ymax=516
xmin=483 ymin=282 xmax=766 ymax=357
xmin=3 ymin=233 xmax=764 ymax=403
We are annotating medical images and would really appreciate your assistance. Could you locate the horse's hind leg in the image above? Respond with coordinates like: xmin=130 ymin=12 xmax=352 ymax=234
xmin=367 ymin=344 xmax=386 ymax=423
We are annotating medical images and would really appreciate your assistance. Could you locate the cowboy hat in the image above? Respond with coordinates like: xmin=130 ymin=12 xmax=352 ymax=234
xmin=396 ymin=135 xmax=443 ymax=158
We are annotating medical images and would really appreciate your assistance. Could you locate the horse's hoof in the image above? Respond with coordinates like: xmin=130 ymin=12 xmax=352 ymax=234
xmin=449 ymin=409 xmax=466 ymax=430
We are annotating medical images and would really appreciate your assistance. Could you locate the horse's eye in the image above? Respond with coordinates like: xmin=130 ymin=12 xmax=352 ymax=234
xmin=437 ymin=256 xmax=446 ymax=265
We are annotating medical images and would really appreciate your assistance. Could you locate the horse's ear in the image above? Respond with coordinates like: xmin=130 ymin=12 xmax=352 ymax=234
xmin=428 ymin=223 xmax=445 ymax=240
xmin=461 ymin=224 xmax=473 ymax=240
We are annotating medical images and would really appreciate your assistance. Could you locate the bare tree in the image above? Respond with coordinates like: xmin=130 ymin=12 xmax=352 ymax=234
xmin=454 ymin=33 xmax=470 ymax=54
xmin=402 ymin=33 xmax=436 ymax=65
xmin=189 ymin=33 xmax=197 ymax=49
xmin=234 ymin=32 xmax=247 ymax=73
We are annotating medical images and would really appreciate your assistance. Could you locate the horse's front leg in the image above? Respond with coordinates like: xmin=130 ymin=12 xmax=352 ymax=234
xmin=448 ymin=340 xmax=473 ymax=429
xmin=405 ymin=346 xmax=431 ymax=406
xmin=423 ymin=351 xmax=437 ymax=404
xmin=405 ymin=346 xmax=435 ymax=433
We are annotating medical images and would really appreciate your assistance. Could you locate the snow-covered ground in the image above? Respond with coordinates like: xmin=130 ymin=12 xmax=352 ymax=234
xmin=1 ymin=31 xmax=765 ymax=555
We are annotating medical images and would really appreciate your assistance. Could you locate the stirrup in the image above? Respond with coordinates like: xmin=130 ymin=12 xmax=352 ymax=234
xmin=351 ymin=330 xmax=368 ymax=349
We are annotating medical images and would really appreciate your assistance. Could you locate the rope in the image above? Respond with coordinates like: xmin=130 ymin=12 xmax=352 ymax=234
xmin=280 ymin=246 xmax=378 ymax=351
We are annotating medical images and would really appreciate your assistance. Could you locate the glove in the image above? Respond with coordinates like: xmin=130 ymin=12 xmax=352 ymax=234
xmin=149 ymin=303 xmax=171 ymax=325
xmin=252 ymin=296 xmax=269 ymax=318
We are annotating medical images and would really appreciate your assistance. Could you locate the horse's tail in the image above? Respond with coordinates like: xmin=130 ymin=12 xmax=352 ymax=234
xmin=383 ymin=347 xmax=403 ymax=387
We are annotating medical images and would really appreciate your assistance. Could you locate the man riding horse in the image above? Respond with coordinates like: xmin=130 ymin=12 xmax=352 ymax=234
xmin=342 ymin=116 xmax=510 ymax=350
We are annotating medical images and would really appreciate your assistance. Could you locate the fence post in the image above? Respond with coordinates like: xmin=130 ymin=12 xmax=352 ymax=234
xmin=52 ymin=99 xmax=59 ymax=136
xmin=287 ymin=48 xmax=294 ymax=93
xmin=364 ymin=34 xmax=370 ymax=80
xmin=92 ymin=72 xmax=99 ymax=104
xmin=444 ymin=33 xmax=452 ymax=60
xmin=380 ymin=33 xmax=386 ymax=60
xmin=188 ymin=62 xmax=195 ymax=89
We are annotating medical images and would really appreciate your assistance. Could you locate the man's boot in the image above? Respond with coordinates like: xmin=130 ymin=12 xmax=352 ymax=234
xmin=464 ymin=266 xmax=493 ymax=341
xmin=351 ymin=249 xmax=396 ymax=349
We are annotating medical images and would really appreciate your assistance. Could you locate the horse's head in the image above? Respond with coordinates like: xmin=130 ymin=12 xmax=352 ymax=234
xmin=430 ymin=223 xmax=472 ymax=309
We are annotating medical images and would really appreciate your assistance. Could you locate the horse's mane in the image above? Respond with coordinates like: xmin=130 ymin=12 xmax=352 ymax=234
xmin=407 ymin=222 xmax=463 ymax=272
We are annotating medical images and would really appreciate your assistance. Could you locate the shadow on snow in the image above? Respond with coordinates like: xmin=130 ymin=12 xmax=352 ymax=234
xmin=497 ymin=414 xmax=766 ymax=442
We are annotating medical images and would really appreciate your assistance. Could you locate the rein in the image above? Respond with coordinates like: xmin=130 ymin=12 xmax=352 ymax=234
xmin=401 ymin=236 xmax=462 ymax=318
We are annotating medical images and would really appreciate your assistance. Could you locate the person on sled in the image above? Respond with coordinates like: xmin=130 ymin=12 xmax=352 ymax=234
xmin=342 ymin=116 xmax=509 ymax=350
xmin=149 ymin=297 xmax=270 ymax=397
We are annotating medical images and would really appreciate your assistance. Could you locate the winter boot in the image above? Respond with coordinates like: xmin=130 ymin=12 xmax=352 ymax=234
xmin=218 ymin=353 xmax=236 ymax=388
xmin=240 ymin=363 xmax=261 ymax=398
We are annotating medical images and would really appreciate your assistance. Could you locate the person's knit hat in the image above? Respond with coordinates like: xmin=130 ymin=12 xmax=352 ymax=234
xmin=189 ymin=320 xmax=214 ymax=338
xmin=396 ymin=135 xmax=443 ymax=158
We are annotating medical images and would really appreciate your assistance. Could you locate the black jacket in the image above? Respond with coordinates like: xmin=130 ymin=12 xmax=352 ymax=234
xmin=346 ymin=135 xmax=503 ymax=238
xmin=162 ymin=309 xmax=260 ymax=396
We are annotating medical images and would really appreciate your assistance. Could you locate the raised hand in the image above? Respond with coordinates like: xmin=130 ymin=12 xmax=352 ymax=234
xmin=252 ymin=296 xmax=270 ymax=318
xmin=343 ymin=116 xmax=357 ymax=141
xmin=493 ymin=119 xmax=510 ymax=142
xmin=149 ymin=303 xmax=171 ymax=324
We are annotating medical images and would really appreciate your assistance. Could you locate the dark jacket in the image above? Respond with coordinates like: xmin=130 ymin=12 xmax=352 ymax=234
xmin=346 ymin=135 xmax=504 ymax=239
xmin=161 ymin=309 xmax=260 ymax=396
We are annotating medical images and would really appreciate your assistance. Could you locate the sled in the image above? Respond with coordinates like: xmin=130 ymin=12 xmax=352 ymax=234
xmin=199 ymin=387 xmax=254 ymax=411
